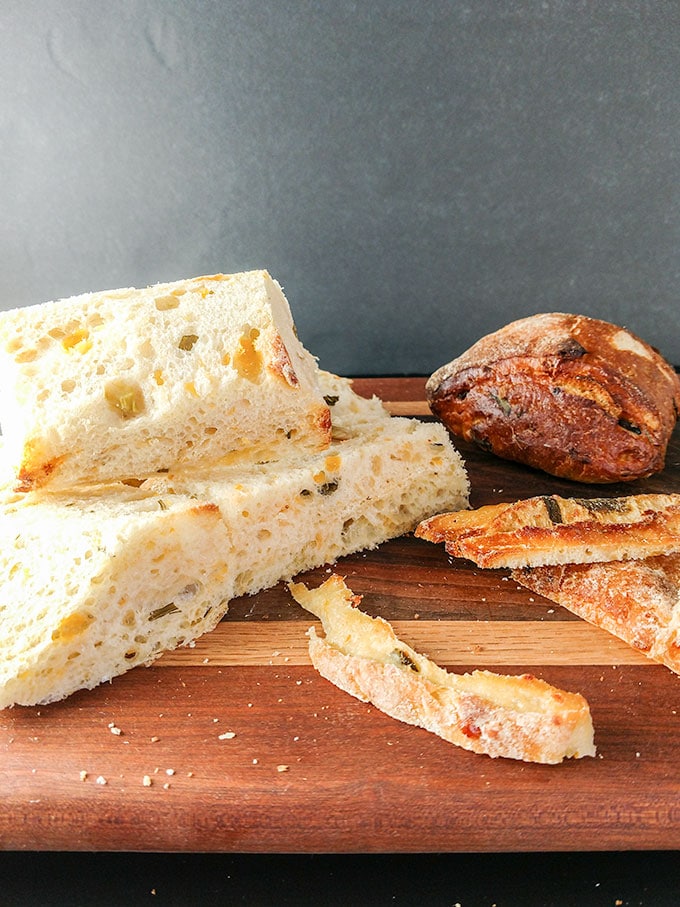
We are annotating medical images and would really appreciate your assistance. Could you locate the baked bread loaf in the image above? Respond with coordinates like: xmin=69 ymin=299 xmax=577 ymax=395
xmin=0 ymin=271 xmax=332 ymax=492
xmin=513 ymin=555 xmax=680 ymax=675
xmin=0 ymin=377 xmax=469 ymax=708
xmin=416 ymin=493 xmax=680 ymax=568
xmin=289 ymin=574 xmax=595 ymax=763
xmin=426 ymin=313 xmax=680 ymax=483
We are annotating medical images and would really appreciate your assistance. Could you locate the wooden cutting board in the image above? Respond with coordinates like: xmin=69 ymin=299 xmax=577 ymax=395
xmin=2 ymin=377 xmax=680 ymax=854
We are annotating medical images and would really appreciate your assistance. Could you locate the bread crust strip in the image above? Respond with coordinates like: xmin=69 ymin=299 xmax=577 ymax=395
xmin=416 ymin=493 xmax=680 ymax=569
xmin=513 ymin=554 xmax=680 ymax=675
xmin=289 ymin=574 xmax=595 ymax=764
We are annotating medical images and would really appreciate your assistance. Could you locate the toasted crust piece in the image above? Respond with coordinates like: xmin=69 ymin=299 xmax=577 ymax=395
xmin=0 ymin=271 xmax=331 ymax=491
xmin=513 ymin=555 xmax=680 ymax=675
xmin=416 ymin=493 xmax=680 ymax=568
xmin=289 ymin=575 xmax=595 ymax=763
xmin=426 ymin=313 xmax=680 ymax=483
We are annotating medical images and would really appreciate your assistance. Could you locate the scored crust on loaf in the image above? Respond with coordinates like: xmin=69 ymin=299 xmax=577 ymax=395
xmin=289 ymin=574 xmax=595 ymax=763
xmin=0 ymin=271 xmax=331 ymax=491
xmin=426 ymin=312 xmax=680 ymax=483
xmin=0 ymin=378 xmax=469 ymax=708
xmin=513 ymin=555 xmax=680 ymax=675
xmin=416 ymin=493 xmax=680 ymax=568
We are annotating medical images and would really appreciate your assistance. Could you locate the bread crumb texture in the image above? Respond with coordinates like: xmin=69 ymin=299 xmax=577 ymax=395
xmin=0 ymin=271 xmax=333 ymax=491
xmin=0 ymin=361 xmax=469 ymax=707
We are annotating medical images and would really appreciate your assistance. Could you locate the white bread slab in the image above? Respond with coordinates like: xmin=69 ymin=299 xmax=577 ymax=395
xmin=0 ymin=494 xmax=234 ymax=709
xmin=0 ymin=381 xmax=469 ymax=708
xmin=0 ymin=271 xmax=331 ymax=491
xmin=289 ymin=574 xmax=595 ymax=763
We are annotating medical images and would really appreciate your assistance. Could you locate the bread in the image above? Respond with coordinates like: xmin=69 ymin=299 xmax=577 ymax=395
xmin=0 ymin=271 xmax=331 ymax=492
xmin=0 ymin=494 xmax=234 ymax=709
xmin=289 ymin=574 xmax=595 ymax=763
xmin=513 ymin=555 xmax=680 ymax=675
xmin=0 ymin=379 xmax=469 ymax=708
xmin=416 ymin=493 xmax=680 ymax=568
xmin=426 ymin=313 xmax=680 ymax=483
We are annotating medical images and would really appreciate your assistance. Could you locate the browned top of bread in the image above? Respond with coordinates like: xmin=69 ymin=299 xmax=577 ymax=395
xmin=426 ymin=313 xmax=680 ymax=483
xmin=513 ymin=554 xmax=680 ymax=675
xmin=416 ymin=493 xmax=680 ymax=568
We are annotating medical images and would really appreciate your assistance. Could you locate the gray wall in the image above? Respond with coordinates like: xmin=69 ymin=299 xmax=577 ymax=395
xmin=2 ymin=1 xmax=680 ymax=375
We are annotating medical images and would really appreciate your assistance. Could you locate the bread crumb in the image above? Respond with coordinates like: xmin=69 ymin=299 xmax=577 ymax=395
xmin=218 ymin=731 xmax=236 ymax=740
xmin=252 ymin=759 xmax=259 ymax=765
xmin=150 ymin=736 xmax=160 ymax=743
xmin=95 ymin=776 xmax=107 ymax=785
xmin=163 ymin=782 xmax=171 ymax=790
xmin=79 ymin=770 xmax=88 ymax=782
xmin=277 ymin=764 xmax=289 ymax=773
xmin=142 ymin=775 xmax=152 ymax=787
xmin=166 ymin=768 xmax=175 ymax=775
xmin=108 ymin=723 xmax=122 ymax=736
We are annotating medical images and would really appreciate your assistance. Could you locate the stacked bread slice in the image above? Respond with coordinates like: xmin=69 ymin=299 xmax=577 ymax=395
xmin=0 ymin=271 xmax=469 ymax=708
xmin=417 ymin=492 xmax=680 ymax=674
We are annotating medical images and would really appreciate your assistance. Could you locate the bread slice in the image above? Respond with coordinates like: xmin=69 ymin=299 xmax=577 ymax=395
xmin=289 ymin=574 xmax=595 ymax=763
xmin=0 ymin=271 xmax=331 ymax=492
xmin=416 ymin=493 xmax=680 ymax=568
xmin=0 ymin=494 xmax=235 ymax=709
xmin=0 ymin=383 xmax=469 ymax=708
xmin=513 ymin=555 xmax=680 ymax=675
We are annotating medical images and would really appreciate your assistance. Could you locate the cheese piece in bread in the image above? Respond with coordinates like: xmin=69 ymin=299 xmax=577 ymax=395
xmin=0 ymin=383 xmax=469 ymax=708
xmin=289 ymin=574 xmax=595 ymax=763
xmin=416 ymin=493 xmax=680 ymax=568
xmin=0 ymin=271 xmax=331 ymax=492
xmin=513 ymin=555 xmax=680 ymax=675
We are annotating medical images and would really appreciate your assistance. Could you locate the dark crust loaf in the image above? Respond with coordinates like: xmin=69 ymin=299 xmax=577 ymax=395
xmin=427 ymin=313 xmax=680 ymax=483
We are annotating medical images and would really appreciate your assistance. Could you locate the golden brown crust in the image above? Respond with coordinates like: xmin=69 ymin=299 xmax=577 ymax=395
xmin=512 ymin=555 xmax=680 ymax=674
xmin=426 ymin=313 xmax=680 ymax=483
xmin=415 ymin=493 xmax=680 ymax=568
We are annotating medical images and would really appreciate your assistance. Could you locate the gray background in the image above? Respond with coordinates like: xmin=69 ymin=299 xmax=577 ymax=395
xmin=2 ymin=0 xmax=679 ymax=375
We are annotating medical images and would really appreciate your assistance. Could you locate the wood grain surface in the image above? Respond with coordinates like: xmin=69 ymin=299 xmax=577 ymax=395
xmin=2 ymin=377 xmax=680 ymax=854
